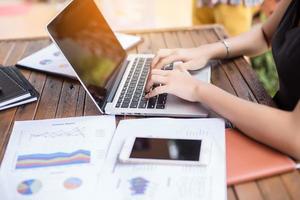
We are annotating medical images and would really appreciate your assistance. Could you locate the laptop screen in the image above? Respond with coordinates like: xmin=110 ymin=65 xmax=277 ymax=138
xmin=47 ymin=0 xmax=126 ymax=109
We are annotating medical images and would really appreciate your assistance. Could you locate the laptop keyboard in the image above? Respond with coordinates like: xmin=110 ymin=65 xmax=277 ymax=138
xmin=115 ymin=57 xmax=172 ymax=109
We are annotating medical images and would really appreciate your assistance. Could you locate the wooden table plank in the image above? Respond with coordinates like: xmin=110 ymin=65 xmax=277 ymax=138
xmin=20 ymin=39 xmax=51 ymax=58
xmin=163 ymin=31 xmax=181 ymax=48
xmin=176 ymin=31 xmax=195 ymax=48
xmin=55 ymin=80 xmax=80 ymax=118
xmin=34 ymin=76 xmax=63 ymax=119
xmin=235 ymin=182 xmax=264 ymax=200
xmin=149 ymin=33 xmax=166 ymax=52
xmin=234 ymin=57 xmax=276 ymax=106
xmin=281 ymin=171 xmax=300 ymax=200
xmin=75 ymin=86 xmax=86 ymax=117
xmin=0 ymin=41 xmax=14 ymax=64
xmin=137 ymin=34 xmax=153 ymax=54
xmin=0 ymin=41 xmax=18 ymax=65
xmin=228 ymin=187 xmax=238 ymax=200
xmin=4 ymin=41 xmax=28 ymax=66
xmin=220 ymin=60 xmax=258 ymax=102
xmin=258 ymin=176 xmax=291 ymax=200
xmin=84 ymin=94 xmax=101 ymax=116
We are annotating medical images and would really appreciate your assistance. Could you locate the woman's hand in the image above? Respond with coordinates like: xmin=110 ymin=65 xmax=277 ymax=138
xmin=151 ymin=47 xmax=211 ymax=71
xmin=145 ymin=67 xmax=205 ymax=102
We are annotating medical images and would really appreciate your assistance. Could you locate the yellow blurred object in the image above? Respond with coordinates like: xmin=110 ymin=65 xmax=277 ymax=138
xmin=193 ymin=2 xmax=260 ymax=36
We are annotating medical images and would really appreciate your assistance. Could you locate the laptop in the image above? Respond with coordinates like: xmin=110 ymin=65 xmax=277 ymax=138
xmin=47 ymin=0 xmax=210 ymax=117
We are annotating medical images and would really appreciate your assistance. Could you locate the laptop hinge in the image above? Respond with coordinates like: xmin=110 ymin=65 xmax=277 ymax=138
xmin=102 ymin=59 xmax=130 ymax=111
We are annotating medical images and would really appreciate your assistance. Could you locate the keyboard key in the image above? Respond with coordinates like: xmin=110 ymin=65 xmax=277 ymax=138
xmin=139 ymin=100 xmax=148 ymax=108
xmin=123 ymin=97 xmax=131 ymax=103
xmin=137 ymin=85 xmax=143 ymax=90
xmin=157 ymin=93 xmax=167 ymax=105
xmin=130 ymin=102 xmax=138 ymax=108
xmin=121 ymin=102 xmax=130 ymax=108
xmin=147 ymin=96 xmax=157 ymax=109
xmin=116 ymin=102 xmax=121 ymax=108
xmin=156 ymin=104 xmax=165 ymax=109
xmin=119 ymin=95 xmax=124 ymax=100
xmin=132 ymin=97 xmax=140 ymax=102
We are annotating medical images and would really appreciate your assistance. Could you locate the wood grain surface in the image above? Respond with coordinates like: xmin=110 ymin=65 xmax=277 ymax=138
xmin=0 ymin=26 xmax=299 ymax=200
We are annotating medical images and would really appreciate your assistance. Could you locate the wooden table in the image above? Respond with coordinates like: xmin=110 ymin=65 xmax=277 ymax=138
xmin=1 ymin=26 xmax=300 ymax=200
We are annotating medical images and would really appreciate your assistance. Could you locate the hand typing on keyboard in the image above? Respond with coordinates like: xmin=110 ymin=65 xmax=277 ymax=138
xmin=145 ymin=63 xmax=174 ymax=93
xmin=115 ymin=57 xmax=170 ymax=110
xmin=145 ymin=63 xmax=202 ymax=102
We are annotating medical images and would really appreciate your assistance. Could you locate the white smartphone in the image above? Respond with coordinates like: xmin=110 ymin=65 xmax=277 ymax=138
xmin=119 ymin=137 xmax=211 ymax=166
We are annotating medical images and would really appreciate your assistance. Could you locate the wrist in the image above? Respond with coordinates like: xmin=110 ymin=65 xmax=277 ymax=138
xmin=196 ymin=45 xmax=214 ymax=60
xmin=198 ymin=42 xmax=227 ymax=60
xmin=194 ymin=80 xmax=210 ymax=102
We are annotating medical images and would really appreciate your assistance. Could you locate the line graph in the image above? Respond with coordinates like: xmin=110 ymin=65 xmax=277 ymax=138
xmin=16 ymin=149 xmax=91 ymax=170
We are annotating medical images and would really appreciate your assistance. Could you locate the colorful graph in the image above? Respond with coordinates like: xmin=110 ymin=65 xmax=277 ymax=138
xmin=53 ymin=51 xmax=61 ymax=57
xmin=15 ymin=149 xmax=91 ymax=170
xmin=63 ymin=177 xmax=83 ymax=190
xmin=17 ymin=179 xmax=42 ymax=195
xmin=129 ymin=177 xmax=149 ymax=195
xmin=39 ymin=59 xmax=52 ymax=65
xmin=59 ymin=63 xmax=69 ymax=68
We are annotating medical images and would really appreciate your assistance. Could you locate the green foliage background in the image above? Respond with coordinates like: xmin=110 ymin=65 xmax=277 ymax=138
xmin=250 ymin=13 xmax=279 ymax=97
xmin=251 ymin=51 xmax=279 ymax=97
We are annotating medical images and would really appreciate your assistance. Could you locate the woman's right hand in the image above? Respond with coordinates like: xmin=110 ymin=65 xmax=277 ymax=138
xmin=151 ymin=46 xmax=212 ymax=71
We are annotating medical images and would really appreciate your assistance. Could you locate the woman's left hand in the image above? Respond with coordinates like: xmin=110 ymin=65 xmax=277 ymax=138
xmin=145 ymin=67 xmax=203 ymax=102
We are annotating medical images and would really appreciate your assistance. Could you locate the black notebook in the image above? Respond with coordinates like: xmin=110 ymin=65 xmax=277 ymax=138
xmin=0 ymin=66 xmax=39 ymax=111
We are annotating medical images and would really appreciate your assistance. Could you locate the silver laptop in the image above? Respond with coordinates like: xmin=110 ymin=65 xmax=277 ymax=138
xmin=47 ymin=0 xmax=210 ymax=117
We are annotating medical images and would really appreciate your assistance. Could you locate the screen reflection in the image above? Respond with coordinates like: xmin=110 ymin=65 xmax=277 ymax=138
xmin=48 ymin=0 xmax=126 ymax=108
xmin=130 ymin=138 xmax=202 ymax=161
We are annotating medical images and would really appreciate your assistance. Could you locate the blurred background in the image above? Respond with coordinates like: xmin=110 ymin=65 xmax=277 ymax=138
xmin=0 ymin=0 xmax=279 ymax=96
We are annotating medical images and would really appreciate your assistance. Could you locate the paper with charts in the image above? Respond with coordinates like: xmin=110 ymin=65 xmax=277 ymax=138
xmin=17 ymin=33 xmax=142 ymax=79
xmin=0 ymin=116 xmax=116 ymax=200
xmin=98 ymin=118 xmax=226 ymax=200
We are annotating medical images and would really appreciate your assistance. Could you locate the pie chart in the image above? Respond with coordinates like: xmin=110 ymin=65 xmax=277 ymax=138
xmin=17 ymin=179 xmax=42 ymax=195
xmin=63 ymin=177 xmax=82 ymax=190
xmin=39 ymin=59 xmax=52 ymax=65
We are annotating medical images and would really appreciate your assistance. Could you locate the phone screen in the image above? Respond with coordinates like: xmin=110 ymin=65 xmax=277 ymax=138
xmin=129 ymin=138 xmax=202 ymax=161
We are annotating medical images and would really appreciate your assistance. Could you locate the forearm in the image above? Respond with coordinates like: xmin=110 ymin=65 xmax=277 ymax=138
xmin=197 ymin=82 xmax=300 ymax=159
xmin=201 ymin=25 xmax=269 ymax=60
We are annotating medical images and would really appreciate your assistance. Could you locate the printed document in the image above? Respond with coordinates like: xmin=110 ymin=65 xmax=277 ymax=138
xmin=98 ymin=118 xmax=226 ymax=200
xmin=0 ymin=116 xmax=116 ymax=200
